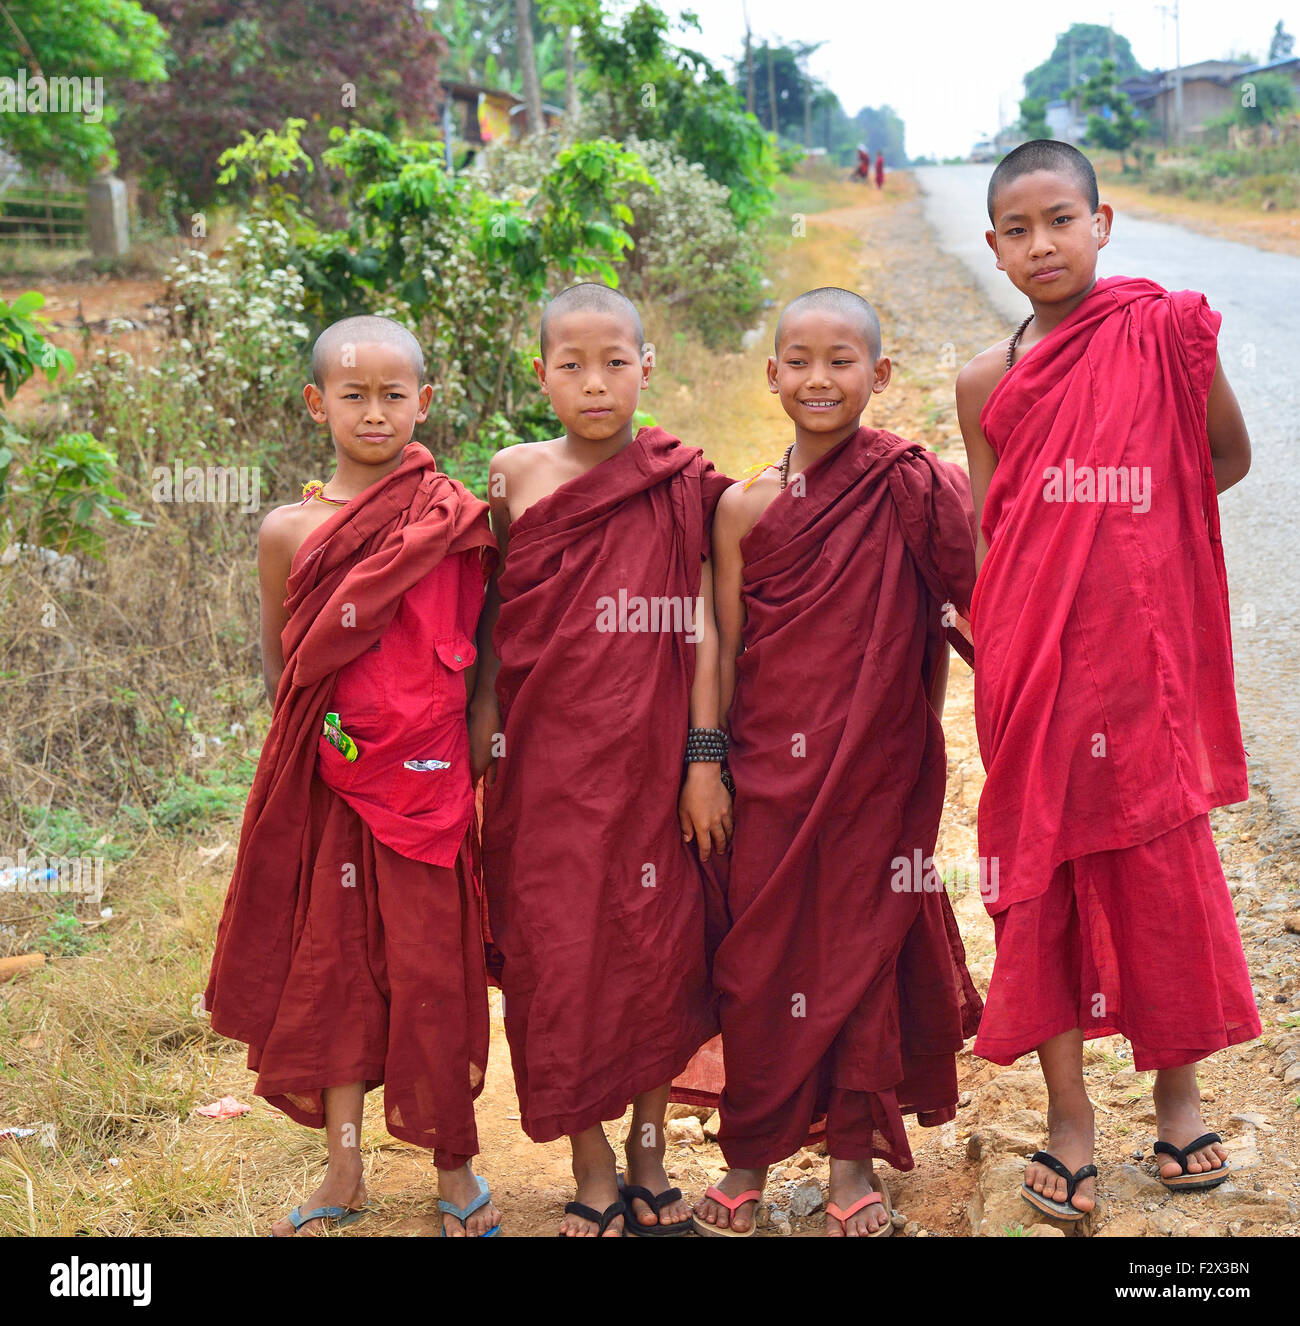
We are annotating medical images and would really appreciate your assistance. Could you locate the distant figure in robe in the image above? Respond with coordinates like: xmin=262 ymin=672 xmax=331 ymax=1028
xmin=472 ymin=284 xmax=732 ymax=1237
xmin=957 ymin=139 xmax=1258 ymax=1223
xmin=875 ymin=150 xmax=885 ymax=189
xmin=206 ymin=316 xmax=502 ymax=1237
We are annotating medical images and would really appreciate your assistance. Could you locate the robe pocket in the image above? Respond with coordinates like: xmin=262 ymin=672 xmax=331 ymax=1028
xmin=432 ymin=635 xmax=476 ymax=717
xmin=318 ymin=727 xmax=365 ymax=790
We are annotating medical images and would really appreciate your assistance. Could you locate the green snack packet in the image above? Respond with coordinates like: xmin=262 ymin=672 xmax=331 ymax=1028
xmin=323 ymin=711 xmax=359 ymax=762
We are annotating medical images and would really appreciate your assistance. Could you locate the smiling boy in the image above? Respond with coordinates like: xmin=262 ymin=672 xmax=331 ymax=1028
xmin=689 ymin=287 xmax=982 ymax=1237
xmin=206 ymin=315 xmax=502 ymax=1237
xmin=956 ymin=141 xmax=1259 ymax=1222
xmin=471 ymin=283 xmax=732 ymax=1237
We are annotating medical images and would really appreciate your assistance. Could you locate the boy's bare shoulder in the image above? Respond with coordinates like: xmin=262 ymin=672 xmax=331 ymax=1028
xmin=956 ymin=340 xmax=1010 ymax=413
xmin=258 ymin=500 xmax=328 ymax=563
xmin=716 ymin=469 xmax=780 ymax=543
xmin=489 ymin=436 xmax=564 ymax=475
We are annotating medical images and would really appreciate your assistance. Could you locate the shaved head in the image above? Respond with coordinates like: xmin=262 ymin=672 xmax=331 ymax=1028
xmin=540 ymin=283 xmax=644 ymax=359
xmin=775 ymin=287 xmax=882 ymax=361
xmin=312 ymin=315 xmax=424 ymax=386
xmin=987 ymin=139 xmax=1099 ymax=222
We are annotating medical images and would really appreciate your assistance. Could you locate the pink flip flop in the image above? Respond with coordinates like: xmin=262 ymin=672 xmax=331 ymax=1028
xmin=692 ymin=1185 xmax=764 ymax=1238
xmin=826 ymin=1180 xmax=893 ymax=1237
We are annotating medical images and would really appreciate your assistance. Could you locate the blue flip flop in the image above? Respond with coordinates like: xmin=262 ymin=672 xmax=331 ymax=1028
xmin=272 ymin=1203 xmax=368 ymax=1236
xmin=439 ymin=1173 xmax=501 ymax=1237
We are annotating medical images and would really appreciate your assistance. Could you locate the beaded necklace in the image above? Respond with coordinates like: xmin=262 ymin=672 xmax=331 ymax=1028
xmin=1005 ymin=314 xmax=1034 ymax=371
xmin=777 ymin=442 xmax=796 ymax=491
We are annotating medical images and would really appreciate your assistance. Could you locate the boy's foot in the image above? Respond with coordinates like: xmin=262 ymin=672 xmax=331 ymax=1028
xmin=1152 ymin=1066 xmax=1229 ymax=1183
xmin=438 ymin=1164 xmax=501 ymax=1237
xmin=1022 ymin=1105 xmax=1095 ymax=1215
xmin=622 ymin=1140 xmax=691 ymax=1232
xmin=825 ymin=1158 xmax=891 ymax=1237
xmin=270 ymin=1167 xmax=366 ymax=1237
xmin=559 ymin=1154 xmax=624 ymax=1237
xmin=692 ymin=1166 xmax=767 ymax=1234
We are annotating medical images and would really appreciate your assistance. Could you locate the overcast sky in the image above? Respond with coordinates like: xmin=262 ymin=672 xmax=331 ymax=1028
xmin=667 ymin=0 xmax=1298 ymax=158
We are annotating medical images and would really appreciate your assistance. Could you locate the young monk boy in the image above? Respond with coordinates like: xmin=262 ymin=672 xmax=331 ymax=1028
xmin=471 ymin=283 xmax=733 ymax=1237
xmin=957 ymin=140 xmax=1259 ymax=1222
xmin=205 ymin=315 xmax=502 ymax=1237
xmin=690 ymin=287 xmax=983 ymax=1237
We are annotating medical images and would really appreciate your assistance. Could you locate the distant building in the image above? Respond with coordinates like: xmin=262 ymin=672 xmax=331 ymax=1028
xmin=439 ymin=81 xmax=563 ymax=167
xmin=1121 ymin=59 xmax=1251 ymax=143
xmin=1045 ymin=99 xmax=1087 ymax=143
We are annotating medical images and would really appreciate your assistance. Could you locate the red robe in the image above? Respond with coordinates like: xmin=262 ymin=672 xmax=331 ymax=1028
xmin=972 ymin=277 xmax=1247 ymax=915
xmin=205 ymin=444 xmax=497 ymax=1162
xmin=677 ymin=429 xmax=983 ymax=1171
xmin=482 ymin=427 xmax=731 ymax=1143
xmin=971 ymin=277 xmax=1257 ymax=1067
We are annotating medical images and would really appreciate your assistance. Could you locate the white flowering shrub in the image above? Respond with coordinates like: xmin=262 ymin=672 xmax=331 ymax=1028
xmin=619 ymin=136 xmax=763 ymax=345
xmin=471 ymin=131 xmax=763 ymax=346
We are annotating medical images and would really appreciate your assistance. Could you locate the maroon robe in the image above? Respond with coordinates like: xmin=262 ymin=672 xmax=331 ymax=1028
xmin=482 ymin=427 xmax=731 ymax=1142
xmin=205 ymin=444 xmax=497 ymax=1162
xmin=677 ymin=428 xmax=982 ymax=1170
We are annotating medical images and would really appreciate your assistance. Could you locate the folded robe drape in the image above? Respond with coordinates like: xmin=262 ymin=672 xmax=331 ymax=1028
xmin=482 ymin=427 xmax=731 ymax=1143
xmin=675 ymin=428 xmax=983 ymax=1171
xmin=205 ymin=443 xmax=497 ymax=1158
xmin=972 ymin=276 xmax=1248 ymax=915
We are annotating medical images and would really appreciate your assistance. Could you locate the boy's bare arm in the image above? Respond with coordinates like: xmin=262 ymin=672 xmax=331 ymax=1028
xmin=711 ymin=481 xmax=758 ymax=724
xmin=956 ymin=348 xmax=1003 ymax=573
xmin=1205 ymin=355 xmax=1251 ymax=494
xmin=256 ymin=508 xmax=299 ymax=704
xmin=679 ymin=557 xmax=732 ymax=860
xmin=469 ymin=452 xmax=513 ymax=783
xmin=927 ymin=642 xmax=951 ymax=719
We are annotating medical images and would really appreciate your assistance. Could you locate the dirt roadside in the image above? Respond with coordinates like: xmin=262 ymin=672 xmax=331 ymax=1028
xmin=3 ymin=176 xmax=1296 ymax=1238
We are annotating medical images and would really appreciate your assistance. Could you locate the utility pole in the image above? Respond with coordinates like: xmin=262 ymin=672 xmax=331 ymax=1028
xmin=802 ymin=50 xmax=812 ymax=148
xmin=1068 ymin=31 xmax=1078 ymax=141
xmin=743 ymin=1 xmax=755 ymax=114
xmin=1173 ymin=0 xmax=1184 ymax=145
xmin=767 ymin=40 xmax=779 ymax=138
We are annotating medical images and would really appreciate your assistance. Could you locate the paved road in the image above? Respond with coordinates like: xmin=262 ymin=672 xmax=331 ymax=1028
xmin=917 ymin=165 xmax=1300 ymax=820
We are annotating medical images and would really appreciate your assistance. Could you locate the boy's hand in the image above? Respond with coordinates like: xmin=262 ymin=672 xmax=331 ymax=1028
xmin=679 ymin=763 xmax=733 ymax=863
xmin=469 ymin=696 xmax=502 ymax=786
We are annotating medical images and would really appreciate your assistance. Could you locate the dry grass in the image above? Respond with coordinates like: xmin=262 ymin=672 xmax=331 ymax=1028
xmin=3 ymin=169 xmax=1296 ymax=1238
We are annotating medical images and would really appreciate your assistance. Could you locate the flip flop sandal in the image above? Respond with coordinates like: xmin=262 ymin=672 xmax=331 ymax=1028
xmin=1152 ymin=1133 xmax=1231 ymax=1192
xmin=557 ymin=1198 xmax=626 ymax=1238
xmin=692 ymin=1185 xmax=763 ymax=1238
xmin=618 ymin=1173 xmax=692 ymax=1238
xmin=272 ymin=1203 xmax=368 ymax=1236
xmin=826 ymin=1179 xmax=893 ymax=1237
xmin=1020 ymin=1150 xmax=1097 ymax=1221
xmin=439 ymin=1173 xmax=501 ymax=1237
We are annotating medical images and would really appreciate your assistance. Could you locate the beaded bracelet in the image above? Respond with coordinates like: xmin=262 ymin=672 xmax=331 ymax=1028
xmin=684 ymin=727 xmax=729 ymax=763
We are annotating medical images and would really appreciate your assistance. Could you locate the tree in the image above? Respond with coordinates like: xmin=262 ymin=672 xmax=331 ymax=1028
xmin=1018 ymin=96 xmax=1051 ymax=139
xmin=1268 ymin=21 xmax=1295 ymax=61
xmin=574 ymin=1 xmax=776 ymax=225
xmin=0 ymin=0 xmax=167 ymax=181
xmin=1074 ymin=59 xmax=1147 ymax=170
xmin=1025 ymin=23 xmax=1142 ymax=103
xmin=732 ymin=40 xmax=823 ymax=143
xmin=1234 ymin=71 xmax=1297 ymax=124
xmin=116 ymin=0 xmax=444 ymax=215
xmin=514 ymin=0 xmax=544 ymax=131
xmin=852 ymin=106 xmax=906 ymax=165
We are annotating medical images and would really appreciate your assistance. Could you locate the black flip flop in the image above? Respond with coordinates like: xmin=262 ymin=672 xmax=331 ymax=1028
xmin=1020 ymin=1150 xmax=1097 ymax=1221
xmin=1152 ymin=1133 xmax=1231 ymax=1191
xmin=618 ymin=1174 xmax=692 ymax=1238
xmin=558 ymin=1198 xmax=627 ymax=1238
